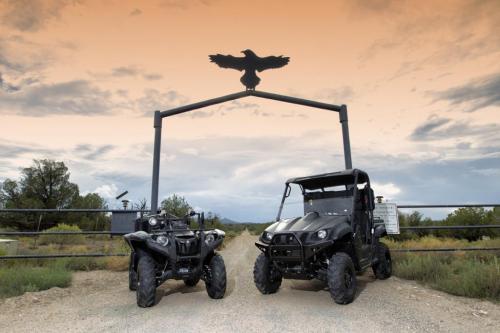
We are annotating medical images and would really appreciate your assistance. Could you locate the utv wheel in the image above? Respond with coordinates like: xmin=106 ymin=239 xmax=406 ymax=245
xmin=372 ymin=242 xmax=392 ymax=280
xmin=327 ymin=252 xmax=357 ymax=305
xmin=204 ymin=254 xmax=226 ymax=299
xmin=183 ymin=275 xmax=201 ymax=287
xmin=136 ymin=253 xmax=156 ymax=307
xmin=253 ymin=253 xmax=282 ymax=294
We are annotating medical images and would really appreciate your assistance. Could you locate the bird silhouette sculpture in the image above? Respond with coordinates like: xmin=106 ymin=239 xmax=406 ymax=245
xmin=209 ymin=49 xmax=290 ymax=90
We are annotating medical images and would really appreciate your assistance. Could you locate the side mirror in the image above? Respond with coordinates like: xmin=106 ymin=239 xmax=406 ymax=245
xmin=188 ymin=209 xmax=196 ymax=217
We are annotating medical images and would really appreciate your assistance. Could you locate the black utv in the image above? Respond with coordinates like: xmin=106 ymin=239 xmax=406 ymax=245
xmin=254 ymin=169 xmax=392 ymax=304
xmin=124 ymin=211 xmax=227 ymax=307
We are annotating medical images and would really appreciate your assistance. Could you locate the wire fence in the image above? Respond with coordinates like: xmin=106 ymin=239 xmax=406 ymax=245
xmin=0 ymin=204 xmax=499 ymax=260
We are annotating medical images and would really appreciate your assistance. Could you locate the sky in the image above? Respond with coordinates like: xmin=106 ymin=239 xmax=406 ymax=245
xmin=0 ymin=0 xmax=499 ymax=221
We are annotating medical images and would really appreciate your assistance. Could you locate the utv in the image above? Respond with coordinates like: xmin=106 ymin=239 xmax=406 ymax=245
xmin=254 ymin=169 xmax=392 ymax=304
xmin=124 ymin=211 xmax=227 ymax=307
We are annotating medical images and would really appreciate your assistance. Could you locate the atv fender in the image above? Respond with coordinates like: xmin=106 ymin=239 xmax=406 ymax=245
xmin=373 ymin=224 xmax=387 ymax=239
xmin=124 ymin=231 xmax=177 ymax=270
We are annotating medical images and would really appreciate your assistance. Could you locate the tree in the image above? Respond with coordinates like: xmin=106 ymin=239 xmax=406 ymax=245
xmin=161 ymin=194 xmax=192 ymax=217
xmin=443 ymin=207 xmax=492 ymax=241
xmin=0 ymin=159 xmax=107 ymax=230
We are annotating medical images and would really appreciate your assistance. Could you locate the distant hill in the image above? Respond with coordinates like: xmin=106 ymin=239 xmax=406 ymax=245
xmin=220 ymin=217 xmax=242 ymax=224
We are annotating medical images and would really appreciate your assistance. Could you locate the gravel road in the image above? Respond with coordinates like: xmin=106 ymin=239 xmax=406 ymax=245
xmin=1 ymin=230 xmax=499 ymax=333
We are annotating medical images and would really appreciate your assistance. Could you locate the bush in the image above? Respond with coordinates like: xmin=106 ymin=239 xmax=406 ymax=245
xmin=39 ymin=224 xmax=85 ymax=245
xmin=393 ymin=253 xmax=500 ymax=301
xmin=0 ymin=263 xmax=72 ymax=298
xmin=105 ymin=256 xmax=129 ymax=271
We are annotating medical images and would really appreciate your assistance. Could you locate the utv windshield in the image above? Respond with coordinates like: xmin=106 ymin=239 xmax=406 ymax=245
xmin=279 ymin=184 xmax=354 ymax=219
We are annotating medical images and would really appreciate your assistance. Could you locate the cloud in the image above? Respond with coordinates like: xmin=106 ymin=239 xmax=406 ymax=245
xmin=74 ymin=144 xmax=115 ymax=160
xmin=159 ymin=0 xmax=215 ymax=10
xmin=0 ymin=80 xmax=113 ymax=116
xmin=315 ymin=86 xmax=354 ymax=103
xmin=0 ymin=0 xmax=78 ymax=32
xmin=142 ymin=73 xmax=163 ymax=81
xmin=432 ymin=73 xmax=500 ymax=112
xmin=111 ymin=66 xmax=141 ymax=77
xmin=0 ymin=73 xmax=20 ymax=92
xmin=129 ymin=8 xmax=142 ymax=16
xmin=371 ymin=182 xmax=401 ymax=200
xmin=136 ymin=89 xmax=189 ymax=115
xmin=410 ymin=116 xmax=499 ymax=141
xmin=93 ymin=183 xmax=119 ymax=200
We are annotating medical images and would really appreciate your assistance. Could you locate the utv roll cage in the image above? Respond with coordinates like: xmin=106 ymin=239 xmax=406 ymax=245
xmin=276 ymin=169 xmax=374 ymax=222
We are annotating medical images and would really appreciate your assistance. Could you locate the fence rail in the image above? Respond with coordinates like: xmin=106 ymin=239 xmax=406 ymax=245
xmin=0 ymin=204 xmax=499 ymax=260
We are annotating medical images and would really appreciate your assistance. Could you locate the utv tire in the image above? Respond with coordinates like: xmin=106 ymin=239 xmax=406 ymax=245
xmin=205 ymin=254 xmax=226 ymax=299
xmin=372 ymin=242 xmax=392 ymax=280
xmin=136 ymin=254 xmax=156 ymax=307
xmin=327 ymin=252 xmax=357 ymax=305
xmin=253 ymin=253 xmax=282 ymax=294
xmin=183 ymin=275 xmax=201 ymax=287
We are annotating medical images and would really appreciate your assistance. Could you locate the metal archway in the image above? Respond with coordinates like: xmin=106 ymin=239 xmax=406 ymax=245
xmin=150 ymin=89 xmax=352 ymax=214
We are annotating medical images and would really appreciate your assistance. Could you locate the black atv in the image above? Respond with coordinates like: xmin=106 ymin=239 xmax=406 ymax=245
xmin=254 ymin=169 xmax=392 ymax=304
xmin=124 ymin=210 xmax=227 ymax=307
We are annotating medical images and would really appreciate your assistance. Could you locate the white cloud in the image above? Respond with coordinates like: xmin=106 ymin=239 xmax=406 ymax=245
xmin=371 ymin=182 xmax=401 ymax=200
xmin=93 ymin=183 xmax=119 ymax=200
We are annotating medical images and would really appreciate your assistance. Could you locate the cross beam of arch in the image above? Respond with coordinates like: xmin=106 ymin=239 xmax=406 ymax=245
xmin=150 ymin=89 xmax=352 ymax=214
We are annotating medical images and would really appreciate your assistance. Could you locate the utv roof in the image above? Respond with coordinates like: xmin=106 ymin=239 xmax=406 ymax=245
xmin=286 ymin=169 xmax=369 ymax=190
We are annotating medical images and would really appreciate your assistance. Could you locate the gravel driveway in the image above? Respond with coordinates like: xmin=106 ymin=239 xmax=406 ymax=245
xmin=1 ymin=230 xmax=499 ymax=333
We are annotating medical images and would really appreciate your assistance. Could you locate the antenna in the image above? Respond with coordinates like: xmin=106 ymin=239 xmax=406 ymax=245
xmin=115 ymin=191 xmax=128 ymax=200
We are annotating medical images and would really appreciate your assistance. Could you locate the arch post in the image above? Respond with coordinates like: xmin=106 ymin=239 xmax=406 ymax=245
xmin=151 ymin=110 xmax=162 ymax=214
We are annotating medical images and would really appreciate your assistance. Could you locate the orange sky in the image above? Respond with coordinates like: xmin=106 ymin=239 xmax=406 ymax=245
xmin=0 ymin=0 xmax=499 ymax=220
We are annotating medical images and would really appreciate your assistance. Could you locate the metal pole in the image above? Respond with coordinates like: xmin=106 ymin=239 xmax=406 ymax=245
xmin=339 ymin=104 xmax=352 ymax=169
xmin=151 ymin=111 xmax=162 ymax=214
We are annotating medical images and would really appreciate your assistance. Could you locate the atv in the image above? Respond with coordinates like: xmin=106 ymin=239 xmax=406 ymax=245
xmin=124 ymin=210 xmax=227 ymax=307
xmin=254 ymin=169 xmax=392 ymax=304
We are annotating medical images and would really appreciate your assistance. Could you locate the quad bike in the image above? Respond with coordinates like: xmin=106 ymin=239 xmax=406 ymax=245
xmin=124 ymin=210 xmax=227 ymax=307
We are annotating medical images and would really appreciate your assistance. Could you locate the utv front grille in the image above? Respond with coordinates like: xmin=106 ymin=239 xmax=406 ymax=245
xmin=269 ymin=233 xmax=303 ymax=261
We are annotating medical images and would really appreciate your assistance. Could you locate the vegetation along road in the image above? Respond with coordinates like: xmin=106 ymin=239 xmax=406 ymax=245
xmin=1 ymin=230 xmax=499 ymax=333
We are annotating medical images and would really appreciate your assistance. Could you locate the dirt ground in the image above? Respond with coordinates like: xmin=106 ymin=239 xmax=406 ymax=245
xmin=1 ymin=230 xmax=499 ymax=333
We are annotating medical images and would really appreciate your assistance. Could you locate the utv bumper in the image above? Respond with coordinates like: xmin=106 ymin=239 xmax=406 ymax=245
xmin=255 ymin=238 xmax=333 ymax=262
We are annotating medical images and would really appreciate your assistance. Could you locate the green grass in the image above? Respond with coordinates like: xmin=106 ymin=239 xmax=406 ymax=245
xmin=0 ymin=262 xmax=72 ymax=298
xmin=393 ymin=253 xmax=500 ymax=301
xmin=387 ymin=236 xmax=500 ymax=302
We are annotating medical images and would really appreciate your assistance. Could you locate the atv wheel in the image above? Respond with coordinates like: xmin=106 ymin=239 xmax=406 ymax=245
xmin=253 ymin=253 xmax=282 ymax=294
xmin=136 ymin=253 xmax=156 ymax=307
xmin=129 ymin=266 xmax=138 ymax=291
xmin=183 ymin=275 xmax=201 ymax=287
xmin=372 ymin=242 xmax=392 ymax=280
xmin=204 ymin=254 xmax=226 ymax=299
xmin=327 ymin=252 xmax=357 ymax=305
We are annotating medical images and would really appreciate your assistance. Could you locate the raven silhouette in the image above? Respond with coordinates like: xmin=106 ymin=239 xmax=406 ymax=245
xmin=209 ymin=49 xmax=290 ymax=90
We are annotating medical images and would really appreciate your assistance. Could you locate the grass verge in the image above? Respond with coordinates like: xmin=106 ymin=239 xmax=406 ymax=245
xmin=0 ymin=262 xmax=72 ymax=298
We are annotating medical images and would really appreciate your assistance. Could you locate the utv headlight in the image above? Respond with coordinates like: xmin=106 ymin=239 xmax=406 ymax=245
xmin=148 ymin=217 xmax=158 ymax=226
xmin=156 ymin=235 xmax=169 ymax=246
xmin=263 ymin=232 xmax=273 ymax=242
xmin=317 ymin=230 xmax=327 ymax=239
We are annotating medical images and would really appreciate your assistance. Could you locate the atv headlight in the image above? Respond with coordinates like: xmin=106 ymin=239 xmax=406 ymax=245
xmin=205 ymin=233 xmax=215 ymax=243
xmin=263 ymin=232 xmax=273 ymax=242
xmin=156 ymin=235 xmax=169 ymax=246
xmin=317 ymin=230 xmax=327 ymax=239
xmin=148 ymin=217 xmax=158 ymax=226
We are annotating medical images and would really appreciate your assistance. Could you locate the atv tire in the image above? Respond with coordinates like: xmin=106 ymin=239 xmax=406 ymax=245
xmin=327 ymin=252 xmax=357 ymax=305
xmin=183 ymin=275 xmax=201 ymax=287
xmin=253 ymin=253 xmax=282 ymax=294
xmin=372 ymin=242 xmax=392 ymax=280
xmin=136 ymin=253 xmax=156 ymax=307
xmin=205 ymin=254 xmax=226 ymax=299
xmin=128 ymin=254 xmax=138 ymax=291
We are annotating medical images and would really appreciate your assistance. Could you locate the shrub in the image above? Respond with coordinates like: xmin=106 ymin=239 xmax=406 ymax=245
xmin=105 ymin=256 xmax=129 ymax=271
xmin=39 ymin=224 xmax=85 ymax=245
xmin=0 ymin=263 xmax=72 ymax=298
xmin=393 ymin=253 xmax=500 ymax=301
